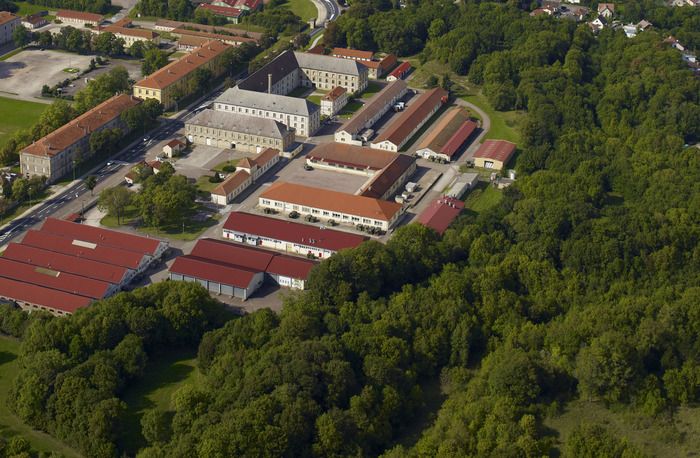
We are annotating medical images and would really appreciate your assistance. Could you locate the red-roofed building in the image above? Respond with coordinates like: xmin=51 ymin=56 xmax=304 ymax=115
xmin=442 ymin=120 xmax=477 ymax=159
xmin=416 ymin=197 xmax=464 ymax=235
xmin=0 ymin=276 xmax=92 ymax=316
xmin=0 ymin=257 xmax=116 ymax=300
xmin=222 ymin=211 xmax=368 ymax=259
xmin=168 ymin=237 xmax=318 ymax=297
xmin=3 ymin=243 xmax=132 ymax=285
xmin=332 ymin=47 xmax=374 ymax=62
xmin=56 ymin=9 xmax=103 ymax=26
xmin=169 ymin=255 xmax=263 ymax=299
xmin=40 ymin=218 xmax=168 ymax=260
xmin=387 ymin=61 xmax=411 ymax=81
xmin=20 ymin=229 xmax=149 ymax=271
xmin=473 ymin=140 xmax=516 ymax=170
xmin=197 ymin=4 xmax=245 ymax=23
xmin=362 ymin=54 xmax=397 ymax=79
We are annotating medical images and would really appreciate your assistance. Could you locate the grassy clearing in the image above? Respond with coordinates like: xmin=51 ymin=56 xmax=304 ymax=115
xmin=279 ymin=0 xmax=317 ymax=21
xmin=463 ymin=182 xmax=503 ymax=213
xmin=212 ymin=158 xmax=240 ymax=172
xmin=545 ymin=399 xmax=700 ymax=457
xmin=360 ymin=82 xmax=382 ymax=99
xmin=307 ymin=95 xmax=321 ymax=105
xmin=338 ymin=100 xmax=363 ymax=118
xmin=13 ymin=1 xmax=54 ymax=16
xmin=0 ymin=335 xmax=81 ymax=457
xmin=196 ymin=175 xmax=220 ymax=193
xmin=100 ymin=204 xmax=140 ymax=228
xmin=119 ymin=349 xmax=200 ymax=454
xmin=0 ymin=96 xmax=47 ymax=147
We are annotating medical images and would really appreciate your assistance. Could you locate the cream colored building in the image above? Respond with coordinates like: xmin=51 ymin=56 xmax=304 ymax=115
xmin=210 ymin=148 xmax=279 ymax=205
xmin=0 ymin=12 xmax=20 ymax=45
xmin=20 ymin=94 xmax=140 ymax=183
xmin=56 ymin=9 xmax=103 ymax=27
xmin=214 ymin=87 xmax=320 ymax=137
xmin=321 ymin=86 xmax=348 ymax=116
xmin=96 ymin=25 xmax=161 ymax=47
xmin=132 ymin=40 xmax=230 ymax=110
xmin=185 ymin=109 xmax=294 ymax=152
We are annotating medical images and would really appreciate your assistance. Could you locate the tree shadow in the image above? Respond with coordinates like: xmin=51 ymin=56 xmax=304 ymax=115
xmin=0 ymin=350 xmax=18 ymax=366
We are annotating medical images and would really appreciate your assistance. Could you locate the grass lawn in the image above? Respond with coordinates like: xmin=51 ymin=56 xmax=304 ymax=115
xmin=461 ymin=91 xmax=522 ymax=144
xmin=0 ymin=97 xmax=47 ymax=147
xmin=463 ymin=182 xmax=503 ymax=213
xmin=13 ymin=1 xmax=54 ymax=16
xmin=338 ymin=100 xmax=363 ymax=118
xmin=211 ymin=158 xmax=239 ymax=172
xmin=279 ymin=0 xmax=317 ymax=21
xmin=196 ymin=175 xmax=221 ymax=193
xmin=119 ymin=349 xmax=200 ymax=454
xmin=100 ymin=204 xmax=140 ymax=228
xmin=545 ymin=399 xmax=700 ymax=457
xmin=360 ymin=82 xmax=382 ymax=99
xmin=0 ymin=335 xmax=81 ymax=457
xmin=307 ymin=95 xmax=321 ymax=105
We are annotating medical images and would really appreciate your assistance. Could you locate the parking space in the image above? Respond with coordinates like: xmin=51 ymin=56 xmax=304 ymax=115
xmin=0 ymin=49 xmax=94 ymax=98
xmin=282 ymin=157 xmax=370 ymax=194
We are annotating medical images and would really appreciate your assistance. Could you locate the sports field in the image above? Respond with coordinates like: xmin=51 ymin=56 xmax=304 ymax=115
xmin=0 ymin=97 xmax=47 ymax=147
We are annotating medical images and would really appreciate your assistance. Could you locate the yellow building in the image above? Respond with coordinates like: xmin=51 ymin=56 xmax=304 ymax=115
xmin=132 ymin=40 xmax=231 ymax=110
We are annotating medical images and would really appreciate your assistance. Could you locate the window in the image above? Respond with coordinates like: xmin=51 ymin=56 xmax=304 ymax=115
xmin=323 ymin=211 xmax=330 ymax=216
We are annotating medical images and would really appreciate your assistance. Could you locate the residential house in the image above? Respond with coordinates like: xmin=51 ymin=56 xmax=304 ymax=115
xmin=597 ymin=3 xmax=615 ymax=18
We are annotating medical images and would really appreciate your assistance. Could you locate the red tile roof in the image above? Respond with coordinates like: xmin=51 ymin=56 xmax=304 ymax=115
xmin=0 ymin=12 xmax=19 ymax=26
xmin=211 ymin=170 xmax=250 ymax=197
xmin=101 ymin=25 xmax=159 ymax=39
xmin=56 ymin=9 xmax=103 ymax=23
xmin=40 ymin=218 xmax=163 ymax=256
xmin=21 ymin=94 xmax=140 ymax=158
xmin=223 ymin=212 xmax=367 ymax=252
xmin=191 ymin=238 xmax=274 ymax=271
xmin=134 ymin=40 xmax=230 ymax=90
xmin=359 ymin=154 xmax=415 ymax=199
xmin=307 ymin=45 xmax=325 ymax=55
xmin=0 ymin=276 xmax=92 ymax=314
xmin=362 ymin=54 xmax=397 ymax=72
xmin=267 ymin=254 xmax=315 ymax=280
xmin=170 ymin=255 xmax=258 ymax=288
xmin=252 ymin=147 xmax=279 ymax=167
xmin=323 ymin=86 xmax=347 ymax=101
xmin=307 ymin=143 xmax=397 ymax=171
xmin=416 ymin=197 xmax=464 ymax=235
xmin=0 ymin=256 xmax=111 ymax=299
xmin=197 ymin=4 xmax=244 ymax=17
xmin=21 ymin=229 xmax=145 ymax=269
xmin=332 ymin=47 xmax=374 ymax=60
xmin=236 ymin=0 xmax=261 ymax=9
xmin=374 ymin=87 xmax=448 ymax=147
xmin=261 ymin=182 xmax=403 ymax=222
xmin=441 ymin=120 xmax=477 ymax=157
xmin=3 ymin=243 xmax=128 ymax=284
xmin=388 ymin=61 xmax=411 ymax=79
xmin=473 ymin=140 xmax=517 ymax=163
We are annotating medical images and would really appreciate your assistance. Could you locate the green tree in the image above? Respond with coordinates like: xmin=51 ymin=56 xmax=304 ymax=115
xmin=98 ymin=186 xmax=133 ymax=224
xmin=12 ymin=24 xmax=31 ymax=47
xmin=142 ymin=47 xmax=169 ymax=76
xmin=141 ymin=409 xmax=172 ymax=445
xmin=85 ymin=175 xmax=97 ymax=196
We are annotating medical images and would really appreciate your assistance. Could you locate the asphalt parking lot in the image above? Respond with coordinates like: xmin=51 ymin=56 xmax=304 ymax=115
xmin=0 ymin=49 xmax=94 ymax=98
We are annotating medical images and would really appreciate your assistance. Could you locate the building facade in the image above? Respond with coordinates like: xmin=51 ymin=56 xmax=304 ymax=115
xmin=0 ymin=12 xmax=20 ymax=45
xmin=211 ymin=170 xmax=251 ymax=205
xmin=214 ymin=87 xmax=320 ymax=137
xmin=96 ymin=25 xmax=161 ymax=47
xmin=56 ymin=9 xmax=103 ymax=27
xmin=321 ymin=86 xmax=348 ymax=116
xmin=20 ymin=94 xmax=140 ymax=183
xmin=185 ymin=109 xmax=295 ymax=152
xmin=132 ymin=40 xmax=230 ymax=110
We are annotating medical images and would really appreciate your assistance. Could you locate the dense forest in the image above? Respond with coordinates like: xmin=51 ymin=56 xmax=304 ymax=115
xmin=3 ymin=0 xmax=700 ymax=457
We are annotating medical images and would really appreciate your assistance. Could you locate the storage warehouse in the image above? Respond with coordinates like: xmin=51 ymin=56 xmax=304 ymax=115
xmin=0 ymin=219 xmax=168 ymax=316
xmin=473 ymin=140 xmax=517 ymax=170
xmin=222 ymin=211 xmax=368 ymax=259
xmin=168 ymin=238 xmax=317 ymax=297
xmin=371 ymin=88 xmax=448 ymax=152
xmin=416 ymin=108 xmax=477 ymax=162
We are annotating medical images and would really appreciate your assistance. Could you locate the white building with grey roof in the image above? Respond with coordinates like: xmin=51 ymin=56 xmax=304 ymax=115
xmin=185 ymin=109 xmax=295 ymax=153
xmin=214 ymin=87 xmax=320 ymax=137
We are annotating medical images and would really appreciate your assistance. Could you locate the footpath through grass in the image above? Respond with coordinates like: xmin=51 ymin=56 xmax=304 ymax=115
xmin=119 ymin=349 xmax=200 ymax=454
xmin=0 ymin=96 xmax=48 ymax=147
xmin=0 ymin=335 xmax=81 ymax=457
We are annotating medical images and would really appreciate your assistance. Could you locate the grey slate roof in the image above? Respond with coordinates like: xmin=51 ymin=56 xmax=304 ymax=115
xmin=238 ymin=50 xmax=299 ymax=93
xmin=293 ymin=51 xmax=365 ymax=76
xmin=186 ymin=109 xmax=290 ymax=138
xmin=215 ymin=87 xmax=319 ymax=117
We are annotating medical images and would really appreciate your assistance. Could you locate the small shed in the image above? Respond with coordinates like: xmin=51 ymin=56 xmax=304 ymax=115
xmin=163 ymin=139 xmax=186 ymax=158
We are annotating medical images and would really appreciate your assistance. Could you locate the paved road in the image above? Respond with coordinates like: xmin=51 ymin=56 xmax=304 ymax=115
xmin=0 ymin=85 xmax=230 ymax=247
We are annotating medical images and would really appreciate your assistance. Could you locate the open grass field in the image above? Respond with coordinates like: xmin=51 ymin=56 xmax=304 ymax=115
xmin=119 ymin=349 xmax=200 ymax=454
xmin=463 ymin=182 xmax=503 ymax=214
xmin=196 ymin=174 xmax=221 ymax=193
xmin=0 ymin=335 xmax=81 ymax=457
xmin=545 ymin=399 xmax=700 ymax=457
xmin=338 ymin=100 xmax=363 ymax=119
xmin=279 ymin=0 xmax=317 ymax=21
xmin=13 ymin=1 xmax=54 ymax=17
xmin=0 ymin=97 xmax=47 ymax=147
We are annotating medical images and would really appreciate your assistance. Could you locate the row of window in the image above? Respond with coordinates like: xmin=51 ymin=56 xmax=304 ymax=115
xmin=260 ymin=200 xmax=382 ymax=226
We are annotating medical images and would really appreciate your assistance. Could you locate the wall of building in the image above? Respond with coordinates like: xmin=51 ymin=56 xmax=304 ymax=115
xmin=222 ymin=229 xmax=335 ymax=259
xmin=474 ymin=157 xmax=505 ymax=170
xmin=214 ymin=101 xmax=319 ymax=137
xmin=184 ymin=123 xmax=291 ymax=152
xmin=299 ymin=68 xmax=367 ymax=94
